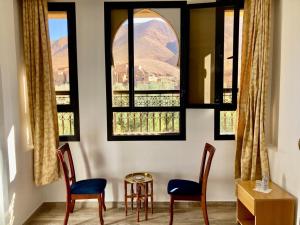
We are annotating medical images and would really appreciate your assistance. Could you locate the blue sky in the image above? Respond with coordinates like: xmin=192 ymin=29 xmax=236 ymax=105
xmin=49 ymin=19 xmax=68 ymax=41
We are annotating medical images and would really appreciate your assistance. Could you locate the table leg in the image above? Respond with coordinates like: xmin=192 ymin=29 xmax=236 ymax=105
xmin=151 ymin=180 xmax=154 ymax=214
xmin=124 ymin=181 xmax=128 ymax=216
xmin=137 ymin=183 xmax=141 ymax=222
xmin=145 ymin=182 xmax=149 ymax=220
xmin=131 ymin=183 xmax=134 ymax=211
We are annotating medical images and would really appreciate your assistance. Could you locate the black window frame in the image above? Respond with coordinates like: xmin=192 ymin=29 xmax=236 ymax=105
xmin=104 ymin=1 xmax=187 ymax=141
xmin=186 ymin=0 xmax=242 ymax=109
xmin=214 ymin=2 xmax=244 ymax=140
xmin=48 ymin=2 xmax=80 ymax=141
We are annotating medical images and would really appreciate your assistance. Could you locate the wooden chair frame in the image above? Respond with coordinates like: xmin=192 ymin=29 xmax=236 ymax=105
xmin=57 ymin=143 xmax=106 ymax=225
xmin=168 ymin=143 xmax=216 ymax=225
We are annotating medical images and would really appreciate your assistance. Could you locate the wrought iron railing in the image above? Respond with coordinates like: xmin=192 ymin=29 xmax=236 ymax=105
xmin=223 ymin=88 xmax=233 ymax=103
xmin=113 ymin=112 xmax=180 ymax=135
xmin=112 ymin=90 xmax=180 ymax=107
xmin=58 ymin=112 xmax=74 ymax=136
xmin=220 ymin=111 xmax=236 ymax=135
xmin=111 ymin=89 xmax=235 ymax=135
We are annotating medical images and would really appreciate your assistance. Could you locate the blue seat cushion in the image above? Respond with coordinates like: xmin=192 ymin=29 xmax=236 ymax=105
xmin=168 ymin=179 xmax=201 ymax=196
xmin=70 ymin=178 xmax=107 ymax=195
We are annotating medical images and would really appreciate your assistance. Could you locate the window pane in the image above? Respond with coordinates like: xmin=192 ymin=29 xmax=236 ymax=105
xmin=220 ymin=111 xmax=236 ymax=135
xmin=189 ymin=8 xmax=216 ymax=105
xmin=223 ymin=9 xmax=234 ymax=104
xmin=58 ymin=112 xmax=74 ymax=136
xmin=112 ymin=9 xmax=129 ymax=107
xmin=48 ymin=12 xmax=70 ymax=92
xmin=113 ymin=112 xmax=180 ymax=135
xmin=133 ymin=9 xmax=180 ymax=107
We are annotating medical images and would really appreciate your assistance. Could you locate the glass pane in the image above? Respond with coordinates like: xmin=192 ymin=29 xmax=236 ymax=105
xmin=133 ymin=9 xmax=180 ymax=106
xmin=111 ymin=9 xmax=129 ymax=107
xmin=220 ymin=111 xmax=236 ymax=135
xmin=48 ymin=12 xmax=70 ymax=92
xmin=189 ymin=8 xmax=216 ymax=104
xmin=56 ymin=95 xmax=70 ymax=105
xmin=58 ymin=112 xmax=74 ymax=136
xmin=223 ymin=9 xmax=244 ymax=104
xmin=113 ymin=112 xmax=180 ymax=135
xmin=223 ymin=9 xmax=234 ymax=104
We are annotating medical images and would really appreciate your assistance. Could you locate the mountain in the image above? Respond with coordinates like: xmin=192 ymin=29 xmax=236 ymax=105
xmin=112 ymin=19 xmax=180 ymax=90
xmin=50 ymin=37 xmax=69 ymax=88
xmin=51 ymin=37 xmax=68 ymax=70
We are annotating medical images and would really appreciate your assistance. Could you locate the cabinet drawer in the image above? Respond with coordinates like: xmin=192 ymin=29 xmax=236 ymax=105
xmin=237 ymin=184 xmax=255 ymax=215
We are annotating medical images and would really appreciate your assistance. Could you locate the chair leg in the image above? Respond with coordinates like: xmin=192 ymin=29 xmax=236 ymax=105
xmin=201 ymin=198 xmax=209 ymax=225
xmin=64 ymin=200 xmax=71 ymax=225
xmin=70 ymin=200 xmax=75 ymax=213
xmin=98 ymin=195 xmax=104 ymax=225
xmin=169 ymin=196 xmax=174 ymax=225
xmin=102 ymin=192 xmax=106 ymax=211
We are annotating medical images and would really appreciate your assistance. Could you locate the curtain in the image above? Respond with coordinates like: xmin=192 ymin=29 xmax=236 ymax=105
xmin=23 ymin=0 xmax=60 ymax=186
xmin=235 ymin=0 xmax=272 ymax=180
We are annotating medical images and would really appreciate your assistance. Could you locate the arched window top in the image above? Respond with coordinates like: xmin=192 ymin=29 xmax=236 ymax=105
xmin=112 ymin=9 xmax=180 ymax=68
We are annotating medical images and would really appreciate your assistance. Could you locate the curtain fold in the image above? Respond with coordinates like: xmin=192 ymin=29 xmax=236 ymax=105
xmin=23 ymin=0 xmax=60 ymax=186
xmin=235 ymin=0 xmax=272 ymax=180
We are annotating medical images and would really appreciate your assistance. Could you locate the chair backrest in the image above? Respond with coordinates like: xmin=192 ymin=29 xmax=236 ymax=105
xmin=199 ymin=143 xmax=216 ymax=195
xmin=57 ymin=143 xmax=76 ymax=196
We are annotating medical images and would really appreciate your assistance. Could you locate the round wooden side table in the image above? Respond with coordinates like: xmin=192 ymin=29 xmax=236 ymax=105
xmin=124 ymin=172 xmax=154 ymax=222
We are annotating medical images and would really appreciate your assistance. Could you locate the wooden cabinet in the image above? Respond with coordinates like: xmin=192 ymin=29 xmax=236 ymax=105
xmin=236 ymin=181 xmax=296 ymax=225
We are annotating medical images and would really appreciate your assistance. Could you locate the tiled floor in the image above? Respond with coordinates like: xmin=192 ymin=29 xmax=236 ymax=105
xmin=25 ymin=203 xmax=237 ymax=225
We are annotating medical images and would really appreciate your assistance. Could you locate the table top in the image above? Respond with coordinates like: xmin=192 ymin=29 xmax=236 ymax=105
xmin=125 ymin=172 xmax=153 ymax=184
xmin=237 ymin=180 xmax=295 ymax=200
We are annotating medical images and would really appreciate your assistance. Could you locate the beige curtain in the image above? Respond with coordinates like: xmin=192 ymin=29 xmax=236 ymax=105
xmin=23 ymin=0 xmax=60 ymax=185
xmin=235 ymin=0 xmax=272 ymax=180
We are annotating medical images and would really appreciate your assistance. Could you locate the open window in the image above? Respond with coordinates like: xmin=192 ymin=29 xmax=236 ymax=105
xmin=215 ymin=8 xmax=244 ymax=140
xmin=187 ymin=1 xmax=243 ymax=109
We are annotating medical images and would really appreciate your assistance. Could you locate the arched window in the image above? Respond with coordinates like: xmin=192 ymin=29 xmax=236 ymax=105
xmin=106 ymin=6 xmax=184 ymax=140
xmin=112 ymin=9 xmax=180 ymax=92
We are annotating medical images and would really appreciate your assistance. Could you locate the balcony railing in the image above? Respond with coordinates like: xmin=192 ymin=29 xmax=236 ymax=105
xmin=113 ymin=111 xmax=180 ymax=135
xmin=223 ymin=88 xmax=233 ymax=104
xmin=58 ymin=112 xmax=74 ymax=136
xmin=220 ymin=111 xmax=236 ymax=135
xmin=112 ymin=90 xmax=180 ymax=107
xmin=111 ymin=89 xmax=235 ymax=135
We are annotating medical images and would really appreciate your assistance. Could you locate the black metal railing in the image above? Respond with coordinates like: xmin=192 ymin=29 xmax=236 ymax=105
xmin=113 ymin=111 xmax=180 ymax=135
xmin=58 ymin=112 xmax=74 ymax=136
xmin=220 ymin=111 xmax=236 ymax=135
xmin=223 ymin=88 xmax=233 ymax=103
xmin=112 ymin=90 xmax=180 ymax=107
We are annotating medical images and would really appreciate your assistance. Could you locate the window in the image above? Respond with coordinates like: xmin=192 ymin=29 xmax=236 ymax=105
xmin=105 ymin=2 xmax=186 ymax=140
xmin=48 ymin=3 xmax=80 ymax=141
xmin=105 ymin=1 xmax=244 ymax=141
xmin=215 ymin=9 xmax=244 ymax=140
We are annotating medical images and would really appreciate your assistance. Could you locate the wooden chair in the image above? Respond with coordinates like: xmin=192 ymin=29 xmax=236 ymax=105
xmin=167 ymin=143 xmax=216 ymax=225
xmin=57 ymin=143 xmax=107 ymax=225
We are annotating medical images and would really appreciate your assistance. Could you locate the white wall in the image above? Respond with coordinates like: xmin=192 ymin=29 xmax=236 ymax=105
xmin=268 ymin=0 xmax=300 ymax=224
xmin=0 ymin=0 xmax=43 ymax=224
xmin=43 ymin=0 xmax=237 ymax=203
